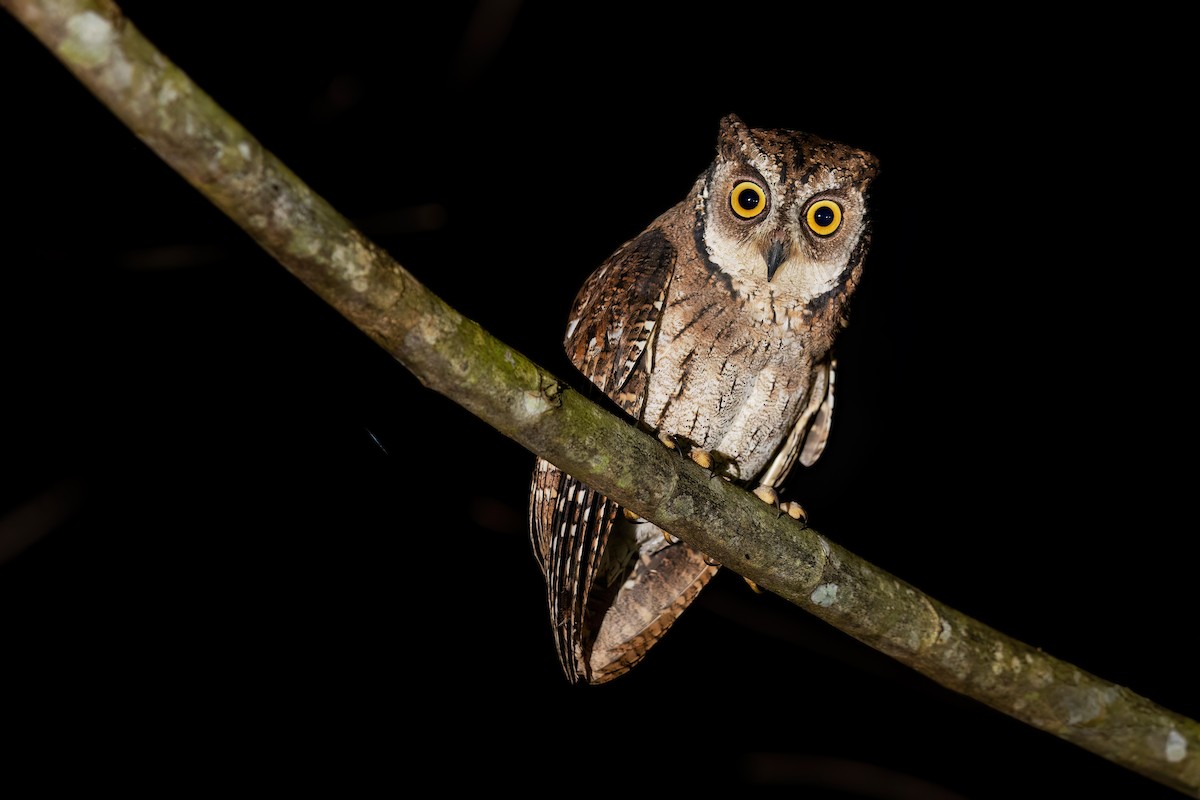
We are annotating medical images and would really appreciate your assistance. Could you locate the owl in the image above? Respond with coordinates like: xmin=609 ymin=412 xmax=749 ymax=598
xmin=529 ymin=114 xmax=879 ymax=684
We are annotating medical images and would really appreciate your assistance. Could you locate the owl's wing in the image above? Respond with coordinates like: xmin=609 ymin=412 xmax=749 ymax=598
xmin=758 ymin=357 xmax=837 ymax=490
xmin=529 ymin=226 xmax=718 ymax=684
xmin=562 ymin=228 xmax=675 ymax=404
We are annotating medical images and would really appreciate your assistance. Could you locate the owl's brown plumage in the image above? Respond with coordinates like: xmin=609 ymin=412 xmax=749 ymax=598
xmin=529 ymin=115 xmax=879 ymax=684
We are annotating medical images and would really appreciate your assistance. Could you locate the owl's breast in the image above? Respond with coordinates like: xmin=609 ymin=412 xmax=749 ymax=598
xmin=641 ymin=290 xmax=824 ymax=480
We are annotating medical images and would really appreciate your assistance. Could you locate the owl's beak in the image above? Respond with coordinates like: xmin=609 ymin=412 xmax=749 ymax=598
xmin=764 ymin=232 xmax=790 ymax=281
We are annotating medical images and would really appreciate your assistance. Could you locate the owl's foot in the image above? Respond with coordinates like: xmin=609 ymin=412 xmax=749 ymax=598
xmin=779 ymin=500 xmax=808 ymax=526
xmin=655 ymin=431 xmax=726 ymax=474
xmin=752 ymin=484 xmax=808 ymax=527
xmin=752 ymin=485 xmax=779 ymax=506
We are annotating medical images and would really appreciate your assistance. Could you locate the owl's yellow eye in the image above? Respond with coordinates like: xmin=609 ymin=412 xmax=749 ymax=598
xmin=730 ymin=181 xmax=767 ymax=219
xmin=806 ymin=199 xmax=842 ymax=235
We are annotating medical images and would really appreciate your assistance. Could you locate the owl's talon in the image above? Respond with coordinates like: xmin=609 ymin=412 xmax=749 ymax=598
xmin=752 ymin=485 xmax=779 ymax=507
xmin=780 ymin=501 xmax=808 ymax=526
xmin=657 ymin=431 xmax=678 ymax=450
xmin=623 ymin=507 xmax=645 ymax=523
xmin=689 ymin=448 xmax=714 ymax=470
xmin=744 ymin=577 xmax=765 ymax=594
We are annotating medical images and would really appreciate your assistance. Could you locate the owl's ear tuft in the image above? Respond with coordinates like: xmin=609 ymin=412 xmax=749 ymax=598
xmin=717 ymin=114 xmax=753 ymax=160
xmin=719 ymin=113 xmax=747 ymax=135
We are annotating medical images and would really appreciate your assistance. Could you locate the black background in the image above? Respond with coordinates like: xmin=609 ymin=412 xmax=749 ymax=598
xmin=2 ymin=3 xmax=1194 ymax=796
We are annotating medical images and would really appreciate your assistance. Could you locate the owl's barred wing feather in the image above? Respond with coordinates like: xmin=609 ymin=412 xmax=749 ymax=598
xmin=529 ymin=460 xmax=610 ymax=682
xmin=563 ymin=228 xmax=676 ymax=405
xmin=536 ymin=463 xmax=620 ymax=681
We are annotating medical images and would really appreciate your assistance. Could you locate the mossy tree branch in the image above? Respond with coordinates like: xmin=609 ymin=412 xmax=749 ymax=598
xmin=3 ymin=0 xmax=1197 ymax=794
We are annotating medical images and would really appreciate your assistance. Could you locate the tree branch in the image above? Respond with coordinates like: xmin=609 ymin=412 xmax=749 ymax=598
xmin=3 ymin=0 xmax=1196 ymax=794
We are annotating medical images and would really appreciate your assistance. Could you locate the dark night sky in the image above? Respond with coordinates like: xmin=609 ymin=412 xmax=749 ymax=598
xmin=2 ymin=3 xmax=1194 ymax=796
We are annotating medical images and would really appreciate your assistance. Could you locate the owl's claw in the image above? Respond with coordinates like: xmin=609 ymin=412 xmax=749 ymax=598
xmin=752 ymin=485 xmax=779 ymax=506
xmin=780 ymin=500 xmax=808 ymax=527
xmin=655 ymin=431 xmax=722 ymax=474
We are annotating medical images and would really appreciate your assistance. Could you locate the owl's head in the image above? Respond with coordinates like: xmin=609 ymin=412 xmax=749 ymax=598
xmin=698 ymin=114 xmax=879 ymax=303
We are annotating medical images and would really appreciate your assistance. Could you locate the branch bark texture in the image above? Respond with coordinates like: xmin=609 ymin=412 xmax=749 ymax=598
xmin=3 ymin=0 xmax=1196 ymax=794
